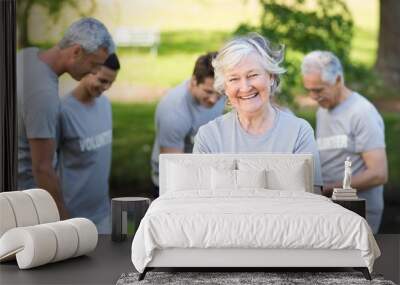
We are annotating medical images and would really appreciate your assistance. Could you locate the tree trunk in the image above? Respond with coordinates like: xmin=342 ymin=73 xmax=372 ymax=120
xmin=375 ymin=0 xmax=400 ymax=90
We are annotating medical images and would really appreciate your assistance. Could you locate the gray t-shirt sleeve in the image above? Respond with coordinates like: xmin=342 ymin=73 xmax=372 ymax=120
xmin=193 ymin=125 xmax=213 ymax=153
xmin=353 ymin=112 xmax=385 ymax=153
xmin=24 ymin=87 xmax=60 ymax=139
xmin=294 ymin=120 xmax=323 ymax=187
xmin=157 ymin=109 xmax=191 ymax=150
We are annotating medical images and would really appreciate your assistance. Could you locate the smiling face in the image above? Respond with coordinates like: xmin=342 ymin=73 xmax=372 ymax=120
xmin=69 ymin=45 xmax=109 ymax=81
xmin=302 ymin=72 xmax=341 ymax=110
xmin=224 ymin=52 xmax=273 ymax=115
xmin=190 ymin=77 xmax=221 ymax=108
xmin=83 ymin=65 xmax=118 ymax=99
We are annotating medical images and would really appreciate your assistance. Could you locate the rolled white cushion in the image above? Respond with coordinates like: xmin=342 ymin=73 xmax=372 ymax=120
xmin=42 ymin=221 xmax=79 ymax=262
xmin=0 ymin=189 xmax=59 ymax=239
xmin=66 ymin=218 xmax=98 ymax=257
xmin=0 ymin=191 xmax=39 ymax=227
xmin=0 ymin=226 xmax=57 ymax=269
xmin=23 ymin=189 xmax=60 ymax=223
xmin=0 ymin=196 xmax=17 ymax=237
xmin=0 ymin=218 xmax=98 ymax=269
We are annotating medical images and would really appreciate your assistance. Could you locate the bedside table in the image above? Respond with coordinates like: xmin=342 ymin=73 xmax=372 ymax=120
xmin=111 ymin=197 xmax=151 ymax=242
xmin=331 ymin=198 xmax=366 ymax=218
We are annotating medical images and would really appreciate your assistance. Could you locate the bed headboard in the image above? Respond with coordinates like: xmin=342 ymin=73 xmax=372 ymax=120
xmin=159 ymin=153 xmax=315 ymax=195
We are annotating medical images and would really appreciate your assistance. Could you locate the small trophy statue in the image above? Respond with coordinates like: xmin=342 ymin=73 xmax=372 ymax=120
xmin=342 ymin=157 xmax=352 ymax=189
xmin=332 ymin=157 xmax=358 ymax=200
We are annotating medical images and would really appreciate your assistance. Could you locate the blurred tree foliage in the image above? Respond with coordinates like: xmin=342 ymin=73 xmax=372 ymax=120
xmin=17 ymin=0 xmax=96 ymax=48
xmin=235 ymin=0 xmax=361 ymax=105
xmin=376 ymin=0 xmax=400 ymax=91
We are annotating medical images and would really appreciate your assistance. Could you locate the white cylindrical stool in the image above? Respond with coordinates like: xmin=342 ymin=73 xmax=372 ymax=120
xmin=111 ymin=197 xmax=151 ymax=242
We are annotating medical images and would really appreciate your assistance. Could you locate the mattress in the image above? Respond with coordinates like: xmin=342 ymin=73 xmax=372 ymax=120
xmin=131 ymin=190 xmax=380 ymax=273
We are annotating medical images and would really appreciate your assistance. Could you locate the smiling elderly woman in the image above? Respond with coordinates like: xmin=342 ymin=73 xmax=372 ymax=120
xmin=193 ymin=33 xmax=323 ymax=190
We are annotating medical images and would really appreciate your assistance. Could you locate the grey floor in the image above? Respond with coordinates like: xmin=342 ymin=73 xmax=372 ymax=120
xmin=0 ymin=236 xmax=134 ymax=285
xmin=0 ymin=235 xmax=399 ymax=285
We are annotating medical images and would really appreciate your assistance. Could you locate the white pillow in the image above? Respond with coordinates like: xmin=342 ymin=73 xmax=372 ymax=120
xmin=211 ymin=168 xmax=268 ymax=190
xmin=238 ymin=159 xmax=308 ymax=192
xmin=211 ymin=168 xmax=236 ymax=190
xmin=167 ymin=162 xmax=211 ymax=191
xmin=236 ymin=169 xmax=268 ymax=189
xmin=267 ymin=165 xmax=306 ymax=191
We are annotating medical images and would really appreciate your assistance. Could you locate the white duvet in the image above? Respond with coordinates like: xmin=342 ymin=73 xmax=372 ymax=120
xmin=131 ymin=190 xmax=380 ymax=273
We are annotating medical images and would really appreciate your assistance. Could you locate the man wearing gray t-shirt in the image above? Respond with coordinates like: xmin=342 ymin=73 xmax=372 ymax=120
xmin=302 ymin=51 xmax=388 ymax=233
xmin=17 ymin=18 xmax=114 ymax=219
xmin=150 ymin=52 xmax=225 ymax=197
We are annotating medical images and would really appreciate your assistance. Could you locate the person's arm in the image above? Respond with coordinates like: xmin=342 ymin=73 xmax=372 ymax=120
xmin=29 ymin=138 xmax=69 ymax=219
xmin=156 ymin=102 xmax=189 ymax=154
xmin=322 ymin=148 xmax=388 ymax=196
xmin=160 ymin=147 xmax=184 ymax=154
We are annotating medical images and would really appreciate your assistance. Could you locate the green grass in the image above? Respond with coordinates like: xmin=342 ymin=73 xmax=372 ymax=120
xmin=383 ymin=113 xmax=400 ymax=185
xmin=117 ymin=52 xmax=197 ymax=87
xmin=111 ymin=103 xmax=156 ymax=195
xmin=110 ymin=102 xmax=400 ymax=196
xmin=116 ymin=30 xmax=230 ymax=87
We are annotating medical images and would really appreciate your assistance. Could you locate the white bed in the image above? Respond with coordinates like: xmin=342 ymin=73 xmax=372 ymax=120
xmin=131 ymin=154 xmax=380 ymax=280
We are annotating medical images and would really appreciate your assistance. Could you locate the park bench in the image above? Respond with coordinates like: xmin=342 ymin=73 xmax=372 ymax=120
xmin=114 ymin=27 xmax=160 ymax=56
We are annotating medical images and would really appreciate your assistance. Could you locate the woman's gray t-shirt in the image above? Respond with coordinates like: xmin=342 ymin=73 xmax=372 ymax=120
xmin=193 ymin=108 xmax=323 ymax=187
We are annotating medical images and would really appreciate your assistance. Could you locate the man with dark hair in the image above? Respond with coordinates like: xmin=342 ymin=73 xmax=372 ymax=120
xmin=17 ymin=18 xmax=115 ymax=219
xmin=58 ymin=53 xmax=120 ymax=233
xmin=150 ymin=52 xmax=225 ymax=197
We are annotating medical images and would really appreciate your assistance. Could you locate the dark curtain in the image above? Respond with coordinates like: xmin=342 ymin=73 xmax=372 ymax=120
xmin=0 ymin=0 xmax=17 ymax=192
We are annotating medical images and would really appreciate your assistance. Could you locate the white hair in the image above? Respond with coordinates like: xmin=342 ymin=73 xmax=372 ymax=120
xmin=212 ymin=33 xmax=286 ymax=96
xmin=301 ymin=51 xmax=344 ymax=85
xmin=59 ymin=17 xmax=115 ymax=54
